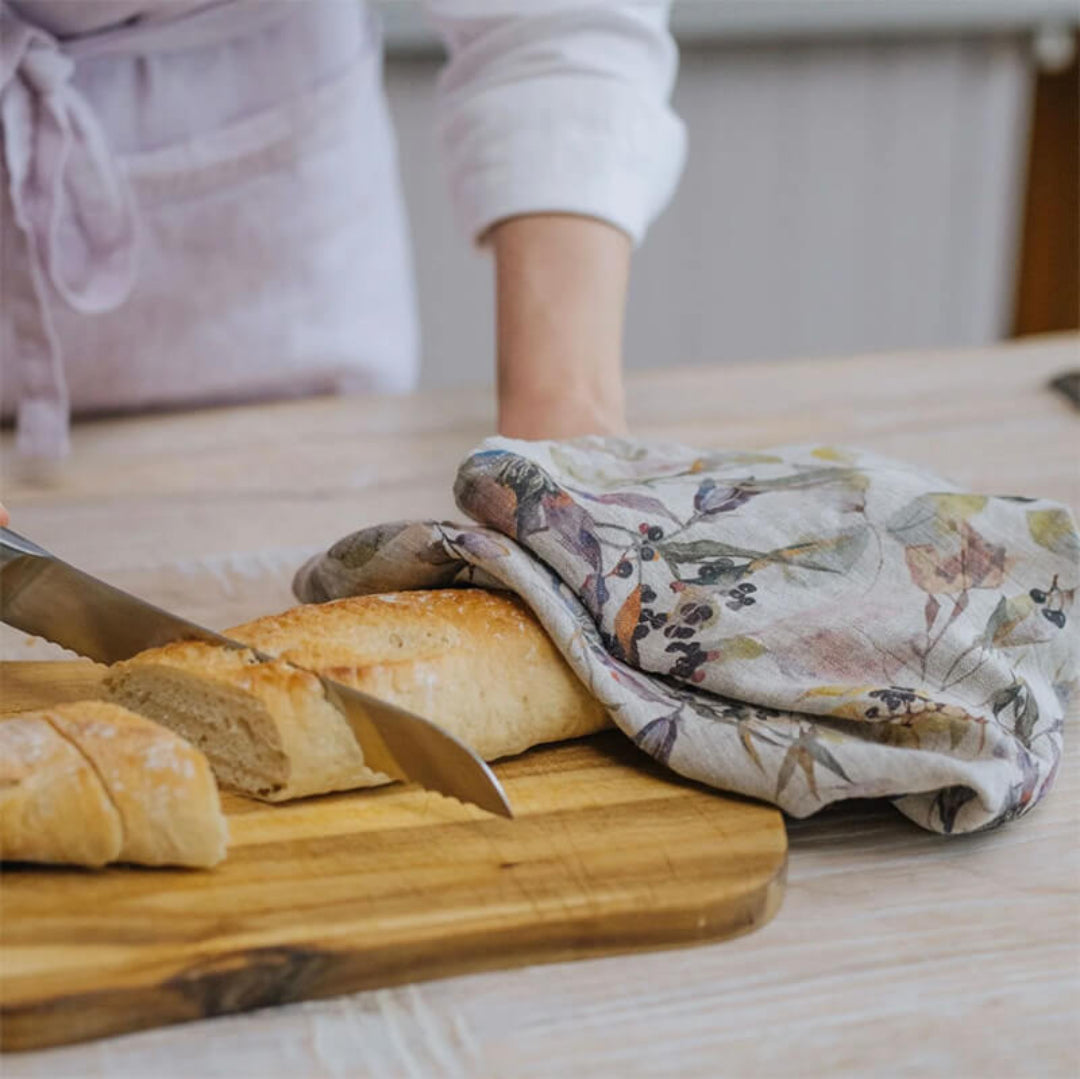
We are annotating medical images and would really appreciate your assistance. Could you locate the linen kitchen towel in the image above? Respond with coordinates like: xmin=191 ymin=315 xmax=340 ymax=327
xmin=295 ymin=438 xmax=1079 ymax=834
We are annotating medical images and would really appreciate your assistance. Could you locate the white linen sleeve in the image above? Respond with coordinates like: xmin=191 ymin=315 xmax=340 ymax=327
xmin=424 ymin=0 xmax=687 ymax=245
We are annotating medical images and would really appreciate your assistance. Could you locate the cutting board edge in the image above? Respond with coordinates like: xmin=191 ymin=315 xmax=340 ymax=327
xmin=0 ymin=850 xmax=785 ymax=1053
xmin=0 ymin=660 xmax=789 ymax=1053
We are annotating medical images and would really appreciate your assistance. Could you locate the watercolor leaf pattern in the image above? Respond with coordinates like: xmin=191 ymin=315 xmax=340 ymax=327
xmin=296 ymin=437 xmax=1079 ymax=835
xmin=1028 ymin=508 xmax=1080 ymax=558
xmin=776 ymin=729 xmax=853 ymax=800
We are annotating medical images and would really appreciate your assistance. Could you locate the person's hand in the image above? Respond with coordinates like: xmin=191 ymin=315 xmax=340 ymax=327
xmin=489 ymin=213 xmax=631 ymax=440
xmin=0 ymin=503 xmax=9 ymax=527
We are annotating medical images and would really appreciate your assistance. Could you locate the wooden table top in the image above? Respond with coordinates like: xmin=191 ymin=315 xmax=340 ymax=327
xmin=3 ymin=334 xmax=1078 ymax=1077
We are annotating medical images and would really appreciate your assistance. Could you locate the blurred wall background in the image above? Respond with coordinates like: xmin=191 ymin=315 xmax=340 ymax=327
xmin=375 ymin=1 xmax=1080 ymax=388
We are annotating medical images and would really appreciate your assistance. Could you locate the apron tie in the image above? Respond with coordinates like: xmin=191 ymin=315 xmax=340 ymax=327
xmin=1 ymin=5 xmax=138 ymax=458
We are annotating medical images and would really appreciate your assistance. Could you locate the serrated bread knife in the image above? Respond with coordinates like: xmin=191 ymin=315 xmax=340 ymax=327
xmin=0 ymin=528 xmax=513 ymax=818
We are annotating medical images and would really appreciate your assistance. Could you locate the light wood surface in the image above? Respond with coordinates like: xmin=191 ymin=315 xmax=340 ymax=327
xmin=0 ymin=662 xmax=786 ymax=1052
xmin=1 ymin=335 xmax=1078 ymax=1076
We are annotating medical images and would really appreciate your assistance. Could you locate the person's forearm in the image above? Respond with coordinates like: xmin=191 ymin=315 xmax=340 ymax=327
xmin=490 ymin=214 xmax=631 ymax=440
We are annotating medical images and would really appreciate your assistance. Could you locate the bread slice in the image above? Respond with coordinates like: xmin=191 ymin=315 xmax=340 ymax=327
xmin=104 ymin=641 xmax=369 ymax=802
xmin=0 ymin=702 xmax=227 ymax=868
xmin=105 ymin=589 xmax=610 ymax=802
xmin=46 ymin=701 xmax=228 ymax=867
xmin=0 ymin=714 xmax=122 ymax=867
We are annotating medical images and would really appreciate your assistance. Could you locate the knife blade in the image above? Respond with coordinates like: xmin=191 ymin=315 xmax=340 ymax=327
xmin=0 ymin=528 xmax=513 ymax=818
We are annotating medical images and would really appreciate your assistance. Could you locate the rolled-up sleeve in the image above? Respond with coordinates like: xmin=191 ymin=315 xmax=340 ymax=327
xmin=425 ymin=0 xmax=687 ymax=245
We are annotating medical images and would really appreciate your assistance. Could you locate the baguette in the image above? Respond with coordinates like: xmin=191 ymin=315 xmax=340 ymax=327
xmin=106 ymin=589 xmax=610 ymax=802
xmin=0 ymin=713 xmax=122 ymax=867
xmin=0 ymin=702 xmax=227 ymax=868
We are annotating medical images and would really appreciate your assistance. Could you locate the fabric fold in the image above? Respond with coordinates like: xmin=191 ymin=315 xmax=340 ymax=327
xmin=1 ymin=4 xmax=139 ymax=458
xmin=295 ymin=436 xmax=1079 ymax=835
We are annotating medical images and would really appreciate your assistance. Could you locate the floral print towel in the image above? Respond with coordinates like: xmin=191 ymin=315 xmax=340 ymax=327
xmin=294 ymin=438 xmax=1079 ymax=834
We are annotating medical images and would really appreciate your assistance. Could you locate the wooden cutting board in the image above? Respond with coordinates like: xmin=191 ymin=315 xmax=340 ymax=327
xmin=0 ymin=661 xmax=787 ymax=1052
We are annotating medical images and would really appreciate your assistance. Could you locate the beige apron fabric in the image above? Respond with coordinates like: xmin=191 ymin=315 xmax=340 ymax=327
xmin=1 ymin=0 xmax=418 ymax=456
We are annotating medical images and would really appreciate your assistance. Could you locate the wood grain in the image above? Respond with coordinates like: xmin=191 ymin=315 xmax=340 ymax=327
xmin=0 ymin=662 xmax=787 ymax=1053
xmin=1 ymin=336 xmax=1077 ymax=1077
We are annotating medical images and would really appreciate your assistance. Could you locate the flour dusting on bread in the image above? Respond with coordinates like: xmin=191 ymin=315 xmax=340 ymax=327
xmin=1 ymin=702 xmax=226 ymax=868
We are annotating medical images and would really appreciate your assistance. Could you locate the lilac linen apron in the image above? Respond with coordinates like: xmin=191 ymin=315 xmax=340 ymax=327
xmin=1 ymin=0 xmax=418 ymax=458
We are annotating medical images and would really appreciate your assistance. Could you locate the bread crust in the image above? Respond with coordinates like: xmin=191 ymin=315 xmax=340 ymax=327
xmin=1 ymin=703 xmax=227 ymax=868
xmin=108 ymin=590 xmax=610 ymax=801
xmin=47 ymin=701 xmax=227 ymax=867
xmin=0 ymin=714 xmax=122 ymax=868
